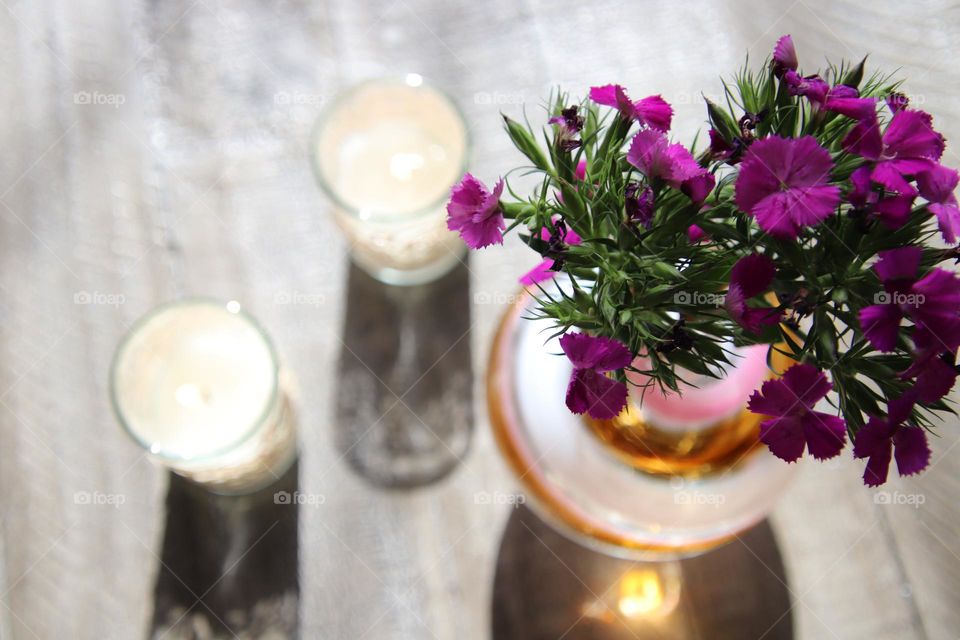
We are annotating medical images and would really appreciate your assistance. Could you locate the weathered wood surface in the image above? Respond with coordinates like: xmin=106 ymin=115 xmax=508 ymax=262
xmin=0 ymin=1 xmax=958 ymax=638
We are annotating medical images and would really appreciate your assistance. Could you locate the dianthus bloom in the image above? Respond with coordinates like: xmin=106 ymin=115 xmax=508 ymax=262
xmin=560 ymin=332 xmax=632 ymax=420
xmin=748 ymin=364 xmax=847 ymax=462
xmin=519 ymin=218 xmax=582 ymax=286
xmin=853 ymin=395 xmax=931 ymax=486
xmin=446 ymin=174 xmax=505 ymax=249
xmin=725 ymin=253 xmax=782 ymax=333
xmin=626 ymin=130 xmax=715 ymax=204
xmin=771 ymin=34 xmax=798 ymax=77
xmin=843 ymin=109 xmax=945 ymax=195
xmin=589 ymin=84 xmax=673 ymax=131
xmin=916 ymin=163 xmax=960 ymax=244
xmin=858 ymin=246 xmax=960 ymax=353
xmin=734 ymin=135 xmax=840 ymax=238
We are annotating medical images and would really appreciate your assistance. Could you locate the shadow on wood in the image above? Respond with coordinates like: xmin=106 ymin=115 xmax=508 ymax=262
xmin=492 ymin=504 xmax=793 ymax=640
xmin=334 ymin=260 xmax=473 ymax=489
xmin=150 ymin=461 xmax=300 ymax=639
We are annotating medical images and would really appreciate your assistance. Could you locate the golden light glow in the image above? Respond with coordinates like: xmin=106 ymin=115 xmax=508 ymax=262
xmin=617 ymin=570 xmax=665 ymax=618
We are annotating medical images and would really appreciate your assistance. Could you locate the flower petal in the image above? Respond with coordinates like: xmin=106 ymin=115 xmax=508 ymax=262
xmin=519 ymin=259 xmax=556 ymax=286
xmin=780 ymin=363 xmax=833 ymax=408
xmin=634 ymin=94 xmax=673 ymax=131
xmin=559 ymin=332 xmax=632 ymax=372
xmin=803 ymin=412 xmax=847 ymax=460
xmin=772 ymin=35 xmax=798 ymax=74
xmin=760 ymin=416 xmax=807 ymax=462
xmin=884 ymin=109 xmax=945 ymax=162
xmin=731 ymin=253 xmax=776 ymax=299
xmin=859 ymin=304 xmax=903 ymax=352
xmin=565 ymin=368 xmax=628 ymax=420
xmin=874 ymin=246 xmax=922 ymax=283
xmin=892 ymin=426 xmax=931 ymax=477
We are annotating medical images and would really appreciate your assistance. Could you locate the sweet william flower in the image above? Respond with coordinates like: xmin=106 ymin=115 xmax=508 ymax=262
xmin=847 ymin=165 xmax=915 ymax=229
xmin=748 ymin=363 xmax=847 ymax=462
xmin=725 ymin=253 xmax=782 ymax=333
xmin=687 ymin=224 xmax=707 ymax=243
xmin=772 ymin=35 xmax=798 ymax=77
xmin=446 ymin=174 xmax=506 ymax=249
xmin=902 ymin=328 xmax=958 ymax=404
xmin=519 ymin=218 xmax=582 ymax=286
xmin=916 ymin=163 xmax=960 ymax=244
xmin=548 ymin=105 xmax=585 ymax=151
xmin=625 ymin=183 xmax=655 ymax=228
xmin=734 ymin=135 xmax=840 ymax=238
xmin=626 ymin=130 xmax=715 ymax=204
xmin=886 ymin=92 xmax=909 ymax=114
xmin=560 ymin=332 xmax=632 ymax=420
xmin=853 ymin=395 xmax=931 ymax=486
xmin=590 ymin=85 xmax=673 ymax=131
xmin=843 ymin=109 xmax=945 ymax=195
xmin=783 ymin=71 xmax=829 ymax=104
xmin=858 ymin=246 xmax=960 ymax=353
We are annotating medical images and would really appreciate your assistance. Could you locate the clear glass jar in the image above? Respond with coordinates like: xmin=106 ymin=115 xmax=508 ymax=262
xmin=110 ymin=299 xmax=297 ymax=495
xmin=311 ymin=75 xmax=470 ymax=286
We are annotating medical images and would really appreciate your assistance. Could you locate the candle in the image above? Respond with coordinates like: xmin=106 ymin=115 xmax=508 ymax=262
xmin=311 ymin=74 xmax=469 ymax=286
xmin=110 ymin=300 xmax=297 ymax=494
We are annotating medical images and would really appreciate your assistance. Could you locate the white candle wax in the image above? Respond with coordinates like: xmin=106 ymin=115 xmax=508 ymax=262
xmin=312 ymin=75 xmax=469 ymax=285
xmin=111 ymin=300 xmax=295 ymax=493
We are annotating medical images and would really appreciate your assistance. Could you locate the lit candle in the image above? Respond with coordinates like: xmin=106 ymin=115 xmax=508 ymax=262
xmin=110 ymin=300 xmax=296 ymax=494
xmin=311 ymin=74 xmax=469 ymax=286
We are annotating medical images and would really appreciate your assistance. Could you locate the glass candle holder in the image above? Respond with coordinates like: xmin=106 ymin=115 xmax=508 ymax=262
xmin=110 ymin=299 xmax=297 ymax=495
xmin=311 ymin=75 xmax=470 ymax=286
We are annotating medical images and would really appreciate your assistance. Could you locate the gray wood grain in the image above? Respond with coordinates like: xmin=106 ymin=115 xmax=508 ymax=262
xmin=0 ymin=0 xmax=957 ymax=639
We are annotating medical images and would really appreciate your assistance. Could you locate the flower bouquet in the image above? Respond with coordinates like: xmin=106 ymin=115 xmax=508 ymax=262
xmin=448 ymin=35 xmax=960 ymax=487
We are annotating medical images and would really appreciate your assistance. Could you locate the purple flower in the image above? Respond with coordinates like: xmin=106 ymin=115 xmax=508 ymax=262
xmin=626 ymin=130 xmax=715 ymax=204
xmin=748 ymin=363 xmax=847 ymax=462
xmin=916 ymin=163 xmax=960 ymax=244
xmin=725 ymin=253 xmax=782 ymax=333
xmin=548 ymin=106 xmax=585 ymax=151
xmin=446 ymin=174 xmax=506 ymax=249
xmin=843 ymin=109 xmax=945 ymax=195
xmin=734 ymin=135 xmax=841 ymax=238
xmin=853 ymin=395 xmax=931 ymax=486
xmin=687 ymin=224 xmax=707 ymax=243
xmin=772 ymin=35 xmax=798 ymax=76
xmin=902 ymin=328 xmax=958 ymax=403
xmin=519 ymin=218 xmax=582 ymax=286
xmin=589 ymin=85 xmax=674 ymax=131
xmin=560 ymin=332 xmax=632 ymax=420
xmin=886 ymin=92 xmax=909 ymax=114
xmin=625 ymin=183 xmax=655 ymax=227
xmin=858 ymin=246 xmax=960 ymax=353
xmin=823 ymin=92 xmax=878 ymax=123
xmin=847 ymin=165 xmax=915 ymax=228
xmin=783 ymin=71 xmax=829 ymax=103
